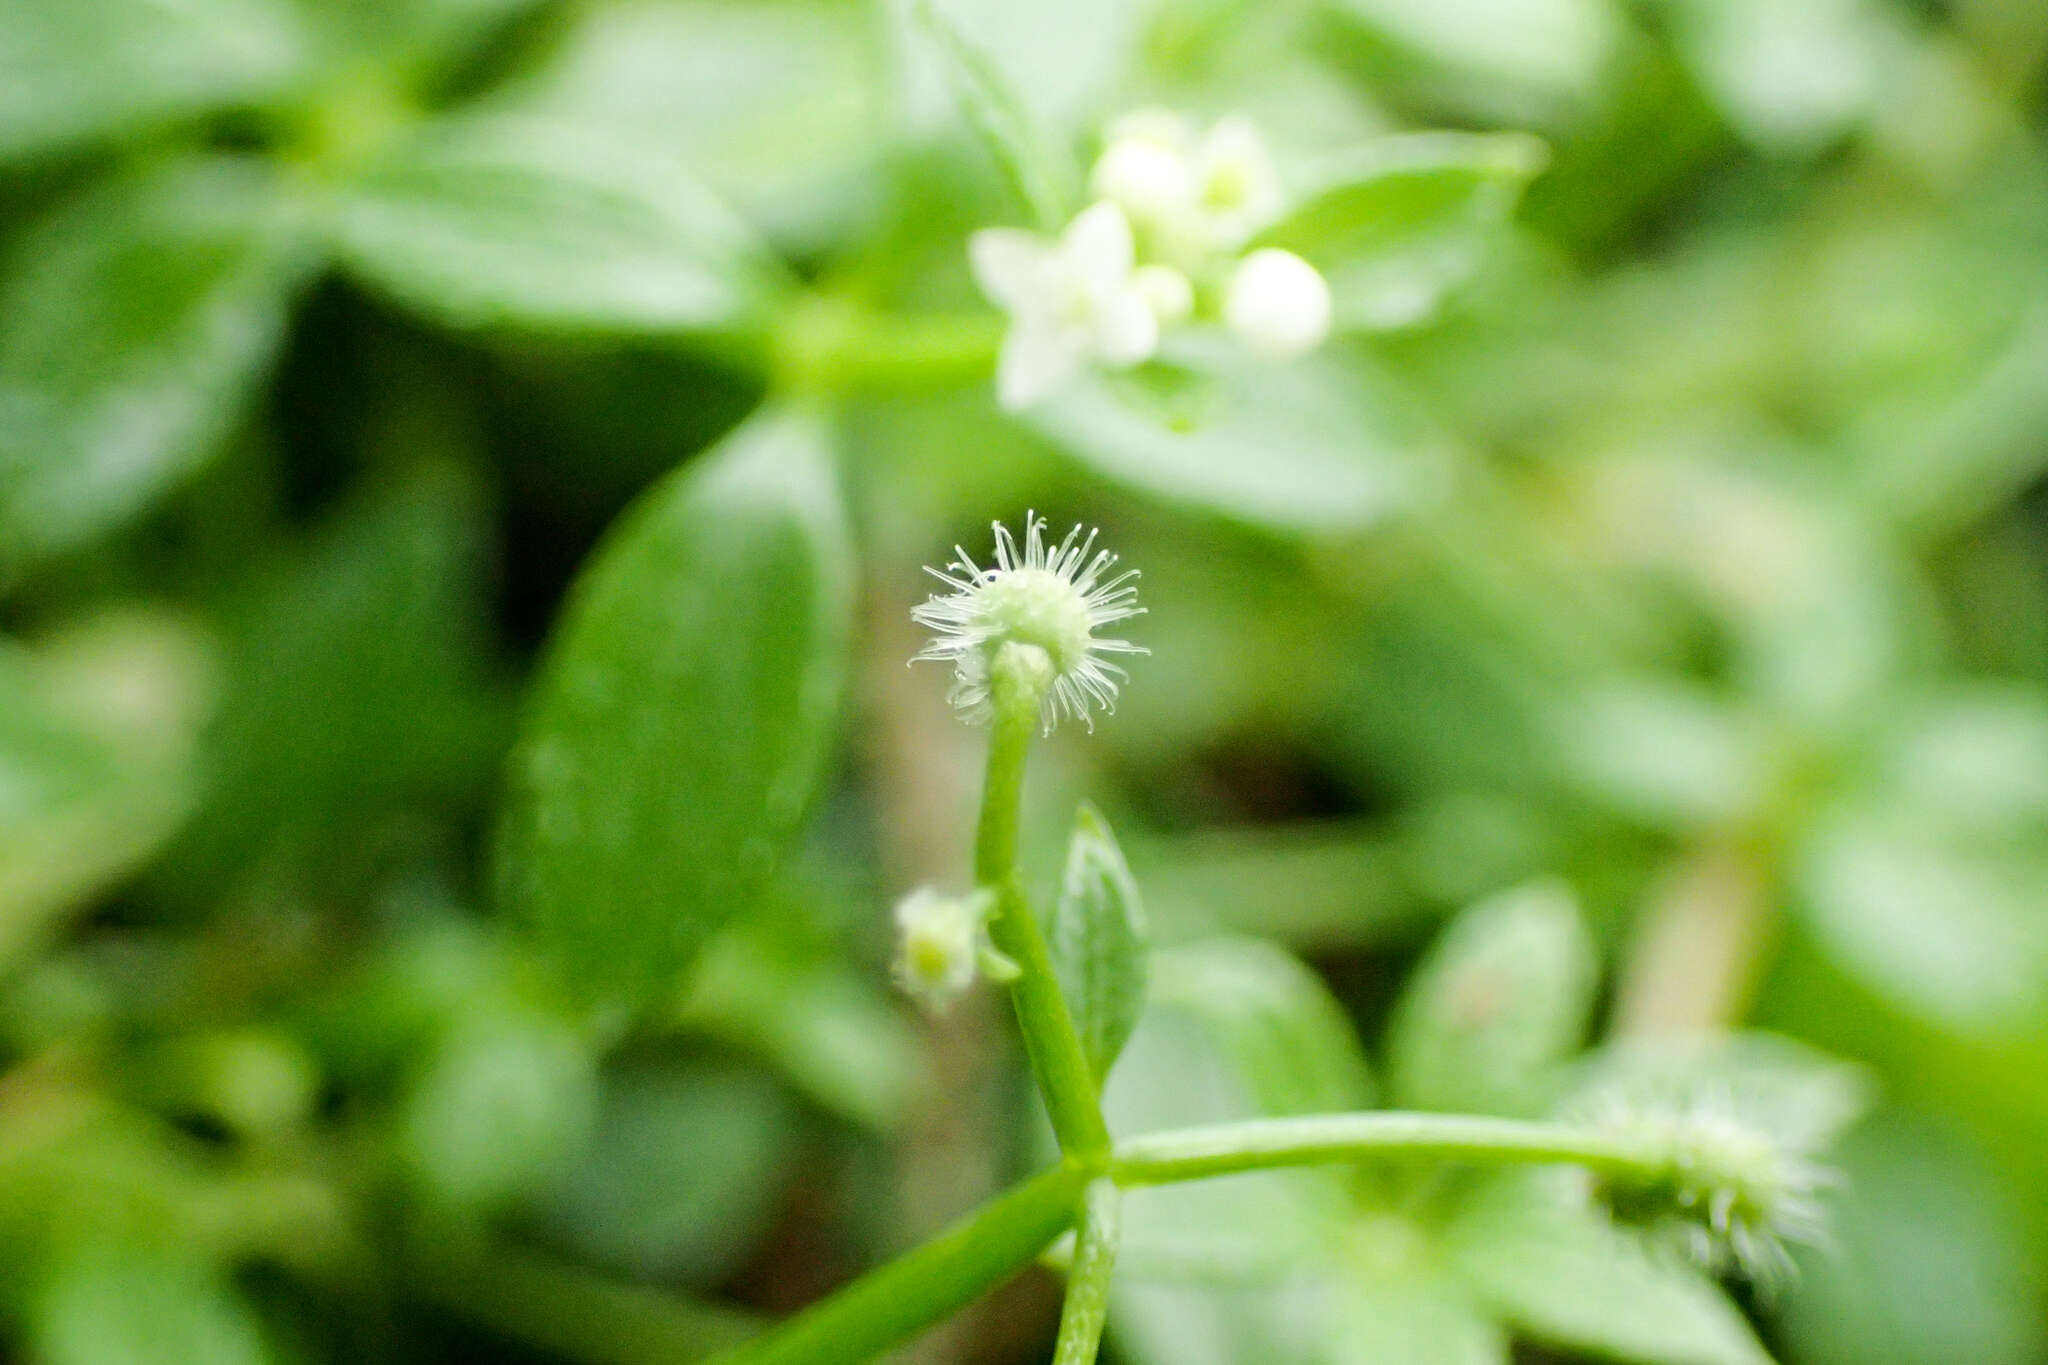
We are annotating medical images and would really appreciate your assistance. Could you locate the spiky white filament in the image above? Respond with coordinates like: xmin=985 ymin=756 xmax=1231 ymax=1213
xmin=911 ymin=512 xmax=1147 ymax=733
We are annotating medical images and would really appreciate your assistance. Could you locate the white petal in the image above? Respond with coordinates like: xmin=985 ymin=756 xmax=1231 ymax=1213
xmin=1224 ymin=248 xmax=1331 ymax=357
xmin=969 ymin=229 xmax=1049 ymax=311
xmin=1090 ymin=288 xmax=1159 ymax=368
xmin=1059 ymin=201 xmax=1135 ymax=288
xmin=996 ymin=323 xmax=1082 ymax=409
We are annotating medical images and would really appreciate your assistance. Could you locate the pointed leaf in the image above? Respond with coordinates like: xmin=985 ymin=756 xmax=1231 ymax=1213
xmin=0 ymin=159 xmax=313 ymax=574
xmin=0 ymin=0 xmax=308 ymax=164
xmin=1446 ymin=1170 xmax=1773 ymax=1365
xmin=1029 ymin=350 xmax=1451 ymax=534
xmin=1386 ymin=879 xmax=1598 ymax=1116
xmin=497 ymin=408 xmax=852 ymax=1005
xmin=1261 ymin=132 xmax=1547 ymax=331
xmin=1046 ymin=803 xmax=1148 ymax=1085
xmin=334 ymin=113 xmax=783 ymax=338
xmin=908 ymin=0 xmax=1074 ymax=228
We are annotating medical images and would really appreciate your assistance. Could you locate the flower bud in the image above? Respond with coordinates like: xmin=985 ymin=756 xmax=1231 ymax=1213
xmin=892 ymin=888 xmax=988 ymax=1011
xmin=1090 ymin=137 xmax=1194 ymax=228
xmin=1224 ymin=249 xmax=1332 ymax=357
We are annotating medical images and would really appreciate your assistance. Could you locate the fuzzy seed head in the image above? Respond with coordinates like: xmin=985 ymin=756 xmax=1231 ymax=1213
xmin=911 ymin=513 xmax=1146 ymax=733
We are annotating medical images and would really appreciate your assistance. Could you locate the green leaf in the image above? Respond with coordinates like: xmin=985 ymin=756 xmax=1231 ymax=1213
xmin=1028 ymin=351 xmax=1452 ymax=534
xmin=497 ymin=0 xmax=879 ymax=249
xmin=1445 ymin=1170 xmax=1773 ymax=1365
xmin=401 ymin=1005 xmax=598 ymax=1209
xmin=907 ymin=0 xmax=1077 ymax=228
xmin=1046 ymin=803 xmax=1148 ymax=1085
xmin=1796 ymin=805 xmax=2048 ymax=1029
xmin=32 ymin=1240 xmax=270 ymax=1365
xmin=297 ymin=0 xmax=539 ymax=69
xmin=1148 ymin=938 xmax=1374 ymax=1118
xmin=0 ymin=0 xmax=308 ymax=164
xmin=1777 ymin=1115 xmax=2044 ymax=1365
xmin=1386 ymin=880 xmax=1598 ymax=1117
xmin=1653 ymin=0 xmax=1901 ymax=153
xmin=677 ymin=915 xmax=919 ymax=1133
xmin=155 ymin=460 xmax=507 ymax=907
xmin=1329 ymin=0 xmax=1623 ymax=115
xmin=1261 ymin=132 xmax=1547 ymax=331
xmin=531 ymin=1060 xmax=796 ymax=1285
xmin=1557 ymin=679 xmax=1772 ymax=830
xmin=333 ymin=113 xmax=783 ymax=339
xmin=1327 ymin=1266 xmax=1506 ymax=1365
xmin=0 ymin=617 xmax=210 ymax=972
xmin=497 ymin=407 xmax=852 ymax=1005
xmin=0 ymin=159 xmax=313 ymax=574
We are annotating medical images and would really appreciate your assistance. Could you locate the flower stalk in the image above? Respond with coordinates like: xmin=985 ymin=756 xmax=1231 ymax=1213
xmin=974 ymin=645 xmax=1112 ymax=1159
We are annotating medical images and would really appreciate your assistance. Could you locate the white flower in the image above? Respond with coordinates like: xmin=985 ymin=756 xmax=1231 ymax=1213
xmin=1192 ymin=115 xmax=1285 ymax=251
xmin=1224 ymin=248 xmax=1332 ymax=357
xmin=892 ymin=887 xmax=985 ymax=1011
xmin=969 ymin=202 xmax=1159 ymax=410
xmin=1090 ymin=109 xmax=1197 ymax=227
xmin=912 ymin=512 xmax=1146 ymax=733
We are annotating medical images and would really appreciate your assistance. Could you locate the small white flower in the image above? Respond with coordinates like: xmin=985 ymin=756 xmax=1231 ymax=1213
xmin=892 ymin=887 xmax=986 ymax=1011
xmin=1192 ymin=115 xmax=1285 ymax=251
xmin=1090 ymin=109 xmax=1197 ymax=228
xmin=912 ymin=513 xmax=1146 ymax=733
xmin=1224 ymin=248 xmax=1332 ymax=357
xmin=969 ymin=202 xmax=1159 ymax=410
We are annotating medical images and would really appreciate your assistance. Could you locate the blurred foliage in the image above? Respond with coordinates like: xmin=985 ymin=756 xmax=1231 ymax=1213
xmin=2 ymin=0 xmax=2047 ymax=1361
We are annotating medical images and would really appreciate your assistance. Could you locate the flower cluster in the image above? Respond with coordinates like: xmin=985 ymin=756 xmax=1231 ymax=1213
xmin=970 ymin=110 xmax=1333 ymax=409
xmin=911 ymin=513 xmax=1145 ymax=734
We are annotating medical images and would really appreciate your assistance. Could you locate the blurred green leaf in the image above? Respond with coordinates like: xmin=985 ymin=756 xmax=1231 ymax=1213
xmin=1046 ymin=803 xmax=1148 ymax=1086
xmin=1796 ymin=804 xmax=2048 ymax=1029
xmin=1326 ymin=1267 xmax=1505 ymax=1365
xmin=1262 ymin=132 xmax=1547 ymax=331
xmin=334 ymin=113 xmax=783 ymax=339
xmin=1778 ymin=1114 xmax=2045 ymax=1365
xmin=0 ymin=159 xmax=313 ymax=574
xmin=1445 ymin=1169 xmax=1772 ymax=1365
xmin=497 ymin=0 xmax=878 ymax=249
xmin=1328 ymin=0 xmax=1624 ymax=117
xmin=1386 ymin=879 xmax=1597 ymax=1117
xmin=1652 ymin=0 xmax=1902 ymax=153
xmin=296 ymin=0 xmax=539 ymax=69
xmin=677 ymin=915 xmax=918 ymax=1133
xmin=1029 ymin=351 xmax=1450 ymax=533
xmin=0 ymin=0 xmax=308 ymax=164
xmin=31 ymin=1239 xmax=270 ymax=1365
xmin=157 ymin=460 xmax=506 ymax=906
xmin=1557 ymin=679 xmax=1771 ymax=830
xmin=1148 ymin=938 xmax=1373 ymax=1118
xmin=531 ymin=1060 xmax=794 ymax=1285
xmin=497 ymin=407 xmax=852 ymax=1006
xmin=401 ymin=1005 xmax=597 ymax=1209
xmin=0 ymin=615 xmax=210 ymax=971
xmin=908 ymin=0 xmax=1074 ymax=229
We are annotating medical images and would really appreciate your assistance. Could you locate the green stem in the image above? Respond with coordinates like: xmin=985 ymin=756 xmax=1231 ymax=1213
xmin=774 ymin=294 xmax=1003 ymax=396
xmin=975 ymin=652 xmax=1112 ymax=1158
xmin=1111 ymin=1113 xmax=1662 ymax=1187
xmin=1051 ymin=1179 xmax=1121 ymax=1365
xmin=703 ymin=1163 xmax=1087 ymax=1365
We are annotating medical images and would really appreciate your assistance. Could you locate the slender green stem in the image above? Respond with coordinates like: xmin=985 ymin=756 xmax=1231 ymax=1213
xmin=703 ymin=1163 xmax=1088 ymax=1365
xmin=975 ymin=653 xmax=1112 ymax=1158
xmin=1051 ymin=1179 xmax=1122 ymax=1365
xmin=773 ymin=294 xmax=1003 ymax=395
xmin=1110 ymin=1113 xmax=1663 ymax=1188
xmin=408 ymin=1231 xmax=756 ymax=1365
